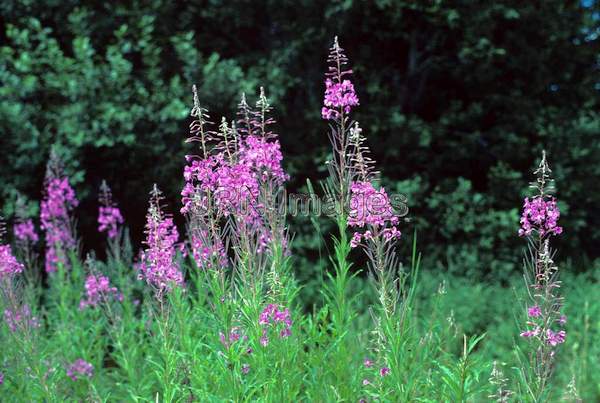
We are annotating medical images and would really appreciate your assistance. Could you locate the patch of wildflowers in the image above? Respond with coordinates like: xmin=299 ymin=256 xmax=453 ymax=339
xmin=518 ymin=196 xmax=562 ymax=237
xmin=258 ymin=303 xmax=292 ymax=346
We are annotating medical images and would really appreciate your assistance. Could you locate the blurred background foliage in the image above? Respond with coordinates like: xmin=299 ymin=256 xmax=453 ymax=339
xmin=1 ymin=0 xmax=599 ymax=280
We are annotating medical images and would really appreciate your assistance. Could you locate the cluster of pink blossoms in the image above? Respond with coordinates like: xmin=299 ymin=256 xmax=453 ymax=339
xmin=348 ymin=181 xmax=401 ymax=248
xmin=191 ymin=232 xmax=228 ymax=270
xmin=40 ymin=177 xmax=78 ymax=273
xmin=79 ymin=274 xmax=122 ymax=309
xmin=98 ymin=207 xmax=124 ymax=239
xmin=3 ymin=304 xmax=40 ymax=333
xmin=322 ymin=78 xmax=359 ymax=120
xmin=66 ymin=359 xmax=93 ymax=381
xmin=258 ymin=304 xmax=292 ymax=346
xmin=13 ymin=219 xmax=38 ymax=243
xmin=520 ymin=304 xmax=567 ymax=346
xmin=518 ymin=196 xmax=562 ymax=237
xmin=138 ymin=196 xmax=183 ymax=294
xmin=0 ymin=244 xmax=24 ymax=278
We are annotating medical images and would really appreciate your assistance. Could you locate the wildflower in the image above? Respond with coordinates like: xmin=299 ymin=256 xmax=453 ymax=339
xmin=40 ymin=155 xmax=79 ymax=273
xmin=241 ymin=364 xmax=250 ymax=375
xmin=527 ymin=305 xmax=541 ymax=318
xmin=362 ymin=378 xmax=370 ymax=386
xmin=0 ymin=244 xmax=24 ymax=279
xmin=219 ymin=327 xmax=242 ymax=348
xmin=138 ymin=187 xmax=183 ymax=295
xmin=3 ymin=304 xmax=40 ymax=333
xmin=545 ymin=329 xmax=566 ymax=346
xmin=13 ymin=219 xmax=38 ymax=243
xmin=79 ymin=274 xmax=121 ymax=309
xmin=0 ymin=372 xmax=3 ymax=385
xmin=66 ymin=359 xmax=93 ymax=381
xmin=520 ymin=327 xmax=540 ymax=338
xmin=321 ymin=37 xmax=359 ymax=120
xmin=97 ymin=181 xmax=124 ymax=239
xmin=518 ymin=196 xmax=562 ymax=237
xmin=558 ymin=315 xmax=567 ymax=325
xmin=363 ymin=358 xmax=373 ymax=368
xmin=258 ymin=303 xmax=292 ymax=346
xmin=380 ymin=367 xmax=390 ymax=377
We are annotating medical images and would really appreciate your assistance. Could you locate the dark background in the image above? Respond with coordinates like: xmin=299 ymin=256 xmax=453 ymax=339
xmin=1 ymin=0 xmax=599 ymax=280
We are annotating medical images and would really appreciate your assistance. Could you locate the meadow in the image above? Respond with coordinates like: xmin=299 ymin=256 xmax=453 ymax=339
xmin=1 ymin=38 xmax=599 ymax=402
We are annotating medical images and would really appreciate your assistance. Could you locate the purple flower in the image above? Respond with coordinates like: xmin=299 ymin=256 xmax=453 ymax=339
xmin=546 ymin=329 xmax=566 ymax=346
xmin=13 ymin=219 xmax=38 ymax=243
xmin=527 ymin=305 xmax=542 ymax=318
xmin=0 ymin=244 xmax=24 ymax=279
xmin=363 ymin=358 xmax=373 ymax=368
xmin=241 ymin=364 xmax=250 ymax=375
xmin=138 ymin=187 xmax=183 ymax=294
xmin=380 ymin=367 xmax=390 ymax=377
xmin=3 ymin=304 xmax=40 ymax=333
xmin=518 ymin=196 xmax=562 ymax=238
xmin=0 ymin=371 xmax=3 ymax=385
xmin=322 ymin=79 xmax=359 ymax=120
xmin=98 ymin=182 xmax=124 ymax=239
xmin=259 ymin=303 xmax=292 ymax=343
xmin=520 ymin=327 xmax=540 ymax=338
xmin=362 ymin=378 xmax=370 ymax=386
xmin=558 ymin=315 xmax=567 ymax=325
xmin=66 ymin=359 xmax=93 ymax=381
xmin=79 ymin=274 xmax=121 ymax=309
xmin=40 ymin=176 xmax=78 ymax=273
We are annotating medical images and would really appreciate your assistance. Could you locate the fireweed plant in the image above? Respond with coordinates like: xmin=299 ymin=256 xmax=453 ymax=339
xmin=515 ymin=152 xmax=569 ymax=402
xmin=2 ymin=39 xmax=596 ymax=401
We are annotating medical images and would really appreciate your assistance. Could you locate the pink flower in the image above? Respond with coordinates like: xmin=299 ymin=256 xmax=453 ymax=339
xmin=322 ymin=79 xmax=359 ymax=120
xmin=362 ymin=378 xmax=370 ymax=386
xmin=259 ymin=303 xmax=292 ymax=343
xmin=66 ymin=359 xmax=93 ymax=381
xmin=13 ymin=219 xmax=38 ymax=243
xmin=363 ymin=358 xmax=373 ymax=368
xmin=241 ymin=364 xmax=250 ymax=375
xmin=138 ymin=187 xmax=183 ymax=294
xmin=3 ymin=304 xmax=40 ymax=333
xmin=0 ymin=244 xmax=24 ymax=279
xmin=546 ymin=329 xmax=566 ymax=346
xmin=0 ymin=371 xmax=3 ymax=385
xmin=558 ymin=315 xmax=567 ymax=325
xmin=40 ymin=176 xmax=78 ymax=273
xmin=79 ymin=274 xmax=121 ymax=309
xmin=380 ymin=367 xmax=390 ymax=377
xmin=520 ymin=327 xmax=540 ymax=338
xmin=527 ymin=305 xmax=542 ymax=318
xmin=98 ymin=207 xmax=124 ymax=239
xmin=518 ymin=196 xmax=562 ymax=237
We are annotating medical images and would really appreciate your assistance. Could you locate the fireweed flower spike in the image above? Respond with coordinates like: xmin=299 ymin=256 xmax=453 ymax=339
xmin=79 ymin=273 xmax=122 ymax=310
xmin=40 ymin=151 xmax=78 ymax=273
xmin=98 ymin=180 xmax=124 ymax=239
xmin=138 ymin=185 xmax=183 ymax=297
xmin=518 ymin=151 xmax=566 ymax=399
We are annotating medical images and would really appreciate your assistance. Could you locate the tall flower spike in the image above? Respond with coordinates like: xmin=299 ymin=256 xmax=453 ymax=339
xmin=252 ymin=87 xmax=276 ymax=139
xmin=237 ymin=92 xmax=255 ymax=137
xmin=138 ymin=185 xmax=183 ymax=297
xmin=0 ymin=216 xmax=24 ymax=279
xmin=187 ymin=85 xmax=217 ymax=158
xmin=322 ymin=36 xmax=359 ymax=121
xmin=98 ymin=180 xmax=124 ymax=239
xmin=40 ymin=149 xmax=78 ymax=273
